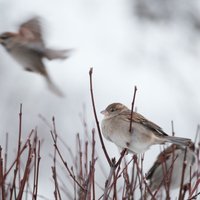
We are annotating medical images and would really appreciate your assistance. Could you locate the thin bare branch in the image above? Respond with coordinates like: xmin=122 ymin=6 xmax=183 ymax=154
xmin=89 ymin=68 xmax=111 ymax=166
xmin=178 ymin=147 xmax=188 ymax=200
xmin=0 ymin=146 xmax=5 ymax=200
xmin=4 ymin=133 xmax=8 ymax=175
xmin=50 ymin=131 xmax=85 ymax=191
xmin=129 ymin=86 xmax=137 ymax=133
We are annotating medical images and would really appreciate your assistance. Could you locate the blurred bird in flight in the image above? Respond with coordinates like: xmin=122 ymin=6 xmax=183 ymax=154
xmin=0 ymin=16 xmax=73 ymax=96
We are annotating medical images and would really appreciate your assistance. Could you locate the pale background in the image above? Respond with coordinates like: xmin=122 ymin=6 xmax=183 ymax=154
xmin=0 ymin=0 xmax=199 ymax=199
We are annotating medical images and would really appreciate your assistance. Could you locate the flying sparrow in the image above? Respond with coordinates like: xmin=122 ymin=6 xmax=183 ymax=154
xmin=0 ymin=17 xmax=73 ymax=96
xmin=146 ymin=143 xmax=197 ymax=193
xmin=101 ymin=103 xmax=192 ymax=154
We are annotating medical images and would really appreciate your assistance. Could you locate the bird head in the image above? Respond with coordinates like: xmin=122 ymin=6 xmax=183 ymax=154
xmin=101 ymin=103 xmax=128 ymax=119
xmin=0 ymin=32 xmax=16 ymax=47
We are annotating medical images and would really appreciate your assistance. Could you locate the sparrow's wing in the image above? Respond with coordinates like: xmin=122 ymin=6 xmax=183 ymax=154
xmin=146 ymin=144 xmax=178 ymax=180
xmin=19 ymin=17 xmax=43 ymax=42
xmin=146 ymin=160 xmax=161 ymax=180
xmin=121 ymin=110 xmax=168 ymax=136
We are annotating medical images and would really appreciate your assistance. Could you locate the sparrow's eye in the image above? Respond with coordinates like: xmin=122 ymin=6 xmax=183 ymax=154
xmin=110 ymin=108 xmax=115 ymax=112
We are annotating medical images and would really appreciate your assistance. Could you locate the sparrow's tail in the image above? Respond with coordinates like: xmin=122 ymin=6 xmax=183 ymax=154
xmin=44 ymin=48 xmax=73 ymax=60
xmin=164 ymin=136 xmax=191 ymax=147
xmin=45 ymin=76 xmax=64 ymax=97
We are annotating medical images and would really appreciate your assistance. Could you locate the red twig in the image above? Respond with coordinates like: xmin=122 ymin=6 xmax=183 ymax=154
xmin=151 ymin=153 xmax=179 ymax=198
xmin=0 ymin=146 xmax=5 ymax=200
xmin=103 ymin=163 xmax=115 ymax=200
xmin=3 ymin=131 xmax=33 ymax=180
xmin=91 ymin=128 xmax=96 ymax=199
xmin=89 ymin=68 xmax=111 ymax=166
xmin=50 ymin=132 xmax=85 ymax=191
xmin=34 ymin=140 xmax=41 ymax=200
xmin=171 ymin=121 xmax=175 ymax=136
xmin=188 ymin=179 xmax=200 ymax=199
xmin=133 ymin=155 xmax=156 ymax=200
xmin=17 ymin=141 xmax=32 ymax=200
xmin=4 ymin=133 xmax=8 ymax=175
xmin=52 ymin=117 xmax=62 ymax=200
xmin=178 ymin=147 xmax=188 ymax=200
xmin=32 ymin=131 xmax=38 ymax=200
xmin=129 ymin=86 xmax=137 ymax=133
xmin=102 ymin=149 xmax=127 ymax=200
xmin=10 ymin=104 xmax=23 ymax=199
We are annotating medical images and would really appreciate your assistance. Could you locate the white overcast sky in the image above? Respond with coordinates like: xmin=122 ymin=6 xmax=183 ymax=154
xmin=0 ymin=0 xmax=200 ymax=199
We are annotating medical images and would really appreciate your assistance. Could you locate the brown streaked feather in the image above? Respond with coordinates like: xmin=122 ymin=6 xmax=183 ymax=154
xmin=120 ymin=110 xmax=168 ymax=136
xmin=146 ymin=144 xmax=178 ymax=180
xmin=19 ymin=17 xmax=43 ymax=43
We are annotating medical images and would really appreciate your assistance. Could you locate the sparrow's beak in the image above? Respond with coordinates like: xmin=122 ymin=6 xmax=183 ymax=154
xmin=100 ymin=110 xmax=108 ymax=115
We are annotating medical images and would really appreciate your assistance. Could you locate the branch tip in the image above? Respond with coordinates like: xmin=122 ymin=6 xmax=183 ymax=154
xmin=89 ymin=68 xmax=93 ymax=75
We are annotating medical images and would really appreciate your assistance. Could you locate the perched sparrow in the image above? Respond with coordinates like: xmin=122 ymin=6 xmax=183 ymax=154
xmin=101 ymin=103 xmax=192 ymax=154
xmin=146 ymin=144 xmax=197 ymax=192
xmin=0 ymin=17 xmax=72 ymax=96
